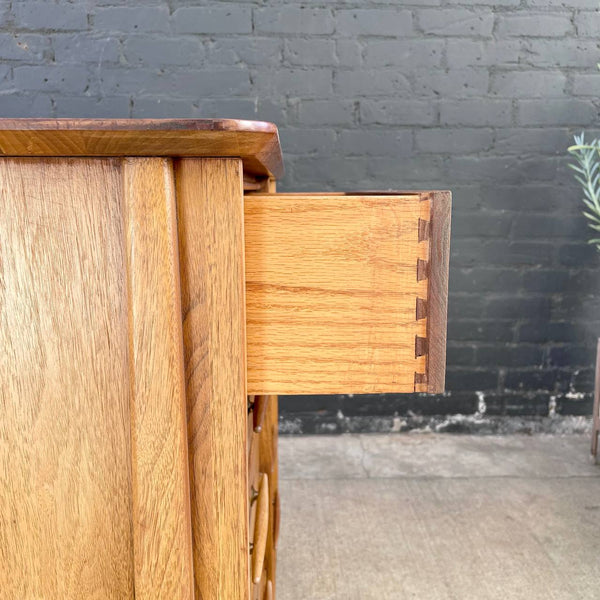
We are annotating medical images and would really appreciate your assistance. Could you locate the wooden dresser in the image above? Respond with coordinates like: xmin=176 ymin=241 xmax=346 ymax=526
xmin=0 ymin=119 xmax=451 ymax=599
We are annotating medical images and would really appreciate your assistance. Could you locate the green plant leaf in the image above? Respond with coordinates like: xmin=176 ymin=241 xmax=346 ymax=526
xmin=569 ymin=133 xmax=600 ymax=253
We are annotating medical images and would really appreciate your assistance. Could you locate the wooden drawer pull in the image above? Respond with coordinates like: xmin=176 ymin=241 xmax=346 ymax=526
xmin=252 ymin=569 xmax=267 ymax=600
xmin=252 ymin=473 xmax=269 ymax=584
xmin=253 ymin=395 xmax=269 ymax=433
xmin=248 ymin=433 xmax=260 ymax=502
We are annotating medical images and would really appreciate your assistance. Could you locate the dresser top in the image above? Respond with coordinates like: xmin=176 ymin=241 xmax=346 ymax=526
xmin=0 ymin=118 xmax=283 ymax=178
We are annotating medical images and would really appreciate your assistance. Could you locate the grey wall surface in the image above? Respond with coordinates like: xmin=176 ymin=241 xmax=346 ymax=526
xmin=2 ymin=0 xmax=599 ymax=432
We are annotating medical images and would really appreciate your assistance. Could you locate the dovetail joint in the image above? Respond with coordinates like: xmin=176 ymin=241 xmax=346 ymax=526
xmin=418 ymin=218 xmax=430 ymax=242
xmin=415 ymin=336 xmax=428 ymax=358
xmin=417 ymin=259 xmax=429 ymax=282
xmin=416 ymin=297 xmax=428 ymax=320
xmin=414 ymin=372 xmax=427 ymax=390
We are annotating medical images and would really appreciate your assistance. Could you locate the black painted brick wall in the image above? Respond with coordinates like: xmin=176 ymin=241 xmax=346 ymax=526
xmin=1 ymin=0 xmax=599 ymax=431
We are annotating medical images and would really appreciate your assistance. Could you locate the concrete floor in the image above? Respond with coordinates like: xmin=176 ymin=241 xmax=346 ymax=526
xmin=276 ymin=434 xmax=600 ymax=599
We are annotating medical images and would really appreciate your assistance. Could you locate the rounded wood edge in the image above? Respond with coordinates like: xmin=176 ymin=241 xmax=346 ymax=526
xmin=253 ymin=395 xmax=270 ymax=433
xmin=252 ymin=473 xmax=269 ymax=584
xmin=273 ymin=492 xmax=281 ymax=549
xmin=0 ymin=118 xmax=283 ymax=178
xmin=0 ymin=117 xmax=279 ymax=133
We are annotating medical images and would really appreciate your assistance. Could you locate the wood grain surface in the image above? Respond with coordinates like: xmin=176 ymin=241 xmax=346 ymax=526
xmin=257 ymin=177 xmax=280 ymax=597
xmin=252 ymin=570 xmax=267 ymax=600
xmin=249 ymin=430 xmax=261 ymax=503
xmin=122 ymin=158 xmax=195 ymax=599
xmin=259 ymin=395 xmax=280 ymax=597
xmin=0 ymin=158 xmax=134 ymax=598
xmin=244 ymin=193 xmax=434 ymax=394
xmin=425 ymin=191 xmax=452 ymax=394
xmin=175 ymin=158 xmax=250 ymax=600
xmin=252 ymin=473 xmax=270 ymax=584
xmin=253 ymin=395 xmax=270 ymax=433
xmin=0 ymin=118 xmax=283 ymax=178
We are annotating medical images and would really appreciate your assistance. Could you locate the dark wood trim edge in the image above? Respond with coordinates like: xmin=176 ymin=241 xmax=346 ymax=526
xmin=425 ymin=190 xmax=451 ymax=393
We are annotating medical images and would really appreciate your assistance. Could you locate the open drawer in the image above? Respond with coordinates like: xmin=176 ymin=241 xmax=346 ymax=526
xmin=244 ymin=191 xmax=451 ymax=396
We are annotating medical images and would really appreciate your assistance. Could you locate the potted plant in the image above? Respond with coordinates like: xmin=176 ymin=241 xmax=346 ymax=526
xmin=568 ymin=135 xmax=600 ymax=461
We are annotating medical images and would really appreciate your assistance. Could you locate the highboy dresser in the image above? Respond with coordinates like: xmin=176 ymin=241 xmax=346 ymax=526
xmin=0 ymin=119 xmax=450 ymax=599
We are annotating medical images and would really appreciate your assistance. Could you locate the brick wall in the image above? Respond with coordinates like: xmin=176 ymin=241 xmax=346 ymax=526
xmin=2 ymin=0 xmax=599 ymax=432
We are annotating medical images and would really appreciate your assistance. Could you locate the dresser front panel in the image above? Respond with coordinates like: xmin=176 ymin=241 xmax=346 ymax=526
xmin=0 ymin=158 xmax=134 ymax=599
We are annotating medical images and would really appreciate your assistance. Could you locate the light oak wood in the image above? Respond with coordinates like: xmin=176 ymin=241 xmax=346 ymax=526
xmin=249 ymin=431 xmax=261 ymax=502
xmin=273 ymin=492 xmax=281 ymax=549
xmin=252 ymin=570 xmax=267 ymax=600
xmin=0 ymin=158 xmax=134 ymax=598
xmin=122 ymin=158 xmax=195 ymax=599
xmin=252 ymin=474 xmax=270 ymax=584
xmin=0 ymin=119 xmax=451 ymax=600
xmin=244 ymin=193 xmax=439 ymax=395
xmin=252 ymin=176 xmax=280 ymax=597
xmin=253 ymin=395 xmax=270 ymax=433
xmin=0 ymin=118 xmax=283 ymax=178
xmin=249 ymin=430 xmax=261 ymax=553
xmin=176 ymin=158 xmax=250 ymax=600
xmin=259 ymin=395 xmax=279 ymax=596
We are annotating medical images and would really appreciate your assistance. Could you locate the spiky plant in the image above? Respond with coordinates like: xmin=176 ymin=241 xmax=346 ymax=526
xmin=568 ymin=133 xmax=600 ymax=252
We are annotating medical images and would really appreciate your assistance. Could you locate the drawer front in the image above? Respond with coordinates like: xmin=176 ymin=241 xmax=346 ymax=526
xmin=248 ymin=394 xmax=278 ymax=598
